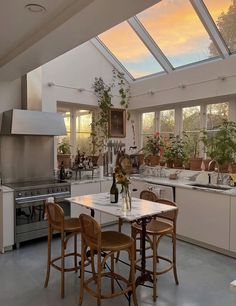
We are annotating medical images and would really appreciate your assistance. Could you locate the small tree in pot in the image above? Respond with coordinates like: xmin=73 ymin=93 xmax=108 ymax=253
xmin=201 ymin=120 xmax=236 ymax=172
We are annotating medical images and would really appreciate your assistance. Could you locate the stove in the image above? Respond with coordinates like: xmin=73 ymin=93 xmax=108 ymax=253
xmin=8 ymin=179 xmax=71 ymax=248
xmin=6 ymin=179 xmax=70 ymax=203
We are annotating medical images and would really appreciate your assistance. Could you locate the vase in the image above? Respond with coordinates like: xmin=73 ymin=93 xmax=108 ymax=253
xmin=122 ymin=187 xmax=131 ymax=212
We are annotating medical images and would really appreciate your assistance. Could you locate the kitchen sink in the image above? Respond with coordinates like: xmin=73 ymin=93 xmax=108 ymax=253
xmin=189 ymin=183 xmax=232 ymax=191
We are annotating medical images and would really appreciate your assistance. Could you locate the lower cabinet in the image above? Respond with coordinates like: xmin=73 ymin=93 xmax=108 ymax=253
xmin=130 ymin=179 xmax=147 ymax=198
xmin=230 ymin=197 xmax=236 ymax=252
xmin=176 ymin=187 xmax=230 ymax=250
xmin=0 ymin=191 xmax=14 ymax=253
xmin=71 ymin=182 xmax=101 ymax=223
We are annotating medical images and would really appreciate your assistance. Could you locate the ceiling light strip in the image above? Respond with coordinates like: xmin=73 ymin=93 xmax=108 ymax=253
xmin=128 ymin=17 xmax=173 ymax=73
xmin=190 ymin=0 xmax=229 ymax=58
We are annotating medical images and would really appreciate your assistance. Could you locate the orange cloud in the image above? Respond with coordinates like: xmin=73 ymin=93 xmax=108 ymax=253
xmin=99 ymin=0 xmax=232 ymax=63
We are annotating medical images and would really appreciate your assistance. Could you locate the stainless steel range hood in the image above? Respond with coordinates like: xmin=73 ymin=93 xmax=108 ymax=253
xmin=1 ymin=67 xmax=66 ymax=136
xmin=1 ymin=109 xmax=66 ymax=136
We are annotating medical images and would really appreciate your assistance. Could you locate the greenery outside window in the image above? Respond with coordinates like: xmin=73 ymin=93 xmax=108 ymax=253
xmin=206 ymin=102 xmax=229 ymax=130
xmin=141 ymin=112 xmax=155 ymax=147
xmin=160 ymin=109 xmax=175 ymax=139
xmin=76 ymin=110 xmax=93 ymax=153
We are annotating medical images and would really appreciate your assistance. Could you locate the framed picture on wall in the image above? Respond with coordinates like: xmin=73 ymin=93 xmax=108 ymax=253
xmin=109 ymin=108 xmax=126 ymax=138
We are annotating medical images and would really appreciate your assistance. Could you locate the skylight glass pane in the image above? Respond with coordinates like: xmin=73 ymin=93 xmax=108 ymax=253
xmin=98 ymin=21 xmax=164 ymax=79
xmin=137 ymin=0 xmax=219 ymax=68
xmin=204 ymin=0 xmax=236 ymax=53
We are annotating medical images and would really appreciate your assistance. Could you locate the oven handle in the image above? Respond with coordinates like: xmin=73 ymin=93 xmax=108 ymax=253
xmin=15 ymin=192 xmax=71 ymax=205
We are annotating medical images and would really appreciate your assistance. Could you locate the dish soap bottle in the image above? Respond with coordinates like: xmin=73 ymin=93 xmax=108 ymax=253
xmin=110 ymin=172 xmax=118 ymax=203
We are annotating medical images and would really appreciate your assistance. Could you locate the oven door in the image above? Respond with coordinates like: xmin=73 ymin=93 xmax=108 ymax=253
xmin=15 ymin=198 xmax=71 ymax=246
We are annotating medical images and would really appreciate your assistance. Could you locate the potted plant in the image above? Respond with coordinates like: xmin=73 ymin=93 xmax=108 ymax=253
xmin=57 ymin=141 xmax=71 ymax=168
xmin=143 ymin=132 xmax=164 ymax=166
xmin=183 ymin=133 xmax=203 ymax=170
xmin=201 ymin=120 xmax=236 ymax=172
xmin=163 ymin=135 xmax=186 ymax=168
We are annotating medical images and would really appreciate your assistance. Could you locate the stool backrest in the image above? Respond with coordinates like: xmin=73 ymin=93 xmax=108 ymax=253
xmin=156 ymin=198 xmax=178 ymax=225
xmin=46 ymin=202 xmax=64 ymax=230
xmin=140 ymin=190 xmax=178 ymax=224
xmin=79 ymin=214 xmax=101 ymax=250
xmin=140 ymin=190 xmax=158 ymax=202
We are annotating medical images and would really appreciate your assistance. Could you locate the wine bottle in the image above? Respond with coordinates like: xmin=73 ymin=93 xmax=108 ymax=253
xmin=59 ymin=161 xmax=66 ymax=181
xmin=110 ymin=173 xmax=118 ymax=203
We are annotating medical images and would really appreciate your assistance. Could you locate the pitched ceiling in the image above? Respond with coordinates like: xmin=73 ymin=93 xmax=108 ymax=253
xmin=0 ymin=0 xmax=160 ymax=81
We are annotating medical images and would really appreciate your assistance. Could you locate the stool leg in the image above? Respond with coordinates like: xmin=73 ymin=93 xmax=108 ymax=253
xmin=172 ymin=232 xmax=179 ymax=285
xmin=111 ymin=253 xmax=115 ymax=294
xmin=74 ymin=233 xmax=78 ymax=273
xmin=44 ymin=226 xmax=52 ymax=288
xmin=61 ymin=231 xmax=65 ymax=298
xmin=152 ymin=235 xmax=157 ymax=302
xmin=79 ymin=241 xmax=86 ymax=306
xmin=115 ymin=218 xmax=123 ymax=262
xmin=96 ymin=252 xmax=102 ymax=306
xmin=130 ymin=245 xmax=138 ymax=306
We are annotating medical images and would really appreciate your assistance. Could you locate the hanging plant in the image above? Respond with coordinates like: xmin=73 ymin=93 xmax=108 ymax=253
xmin=112 ymin=69 xmax=131 ymax=119
xmin=91 ymin=77 xmax=113 ymax=153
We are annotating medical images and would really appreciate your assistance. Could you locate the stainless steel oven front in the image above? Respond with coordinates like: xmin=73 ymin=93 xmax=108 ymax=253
xmin=14 ymin=183 xmax=71 ymax=248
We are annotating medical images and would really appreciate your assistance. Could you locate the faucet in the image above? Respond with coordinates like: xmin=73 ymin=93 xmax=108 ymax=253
xmin=208 ymin=159 xmax=222 ymax=185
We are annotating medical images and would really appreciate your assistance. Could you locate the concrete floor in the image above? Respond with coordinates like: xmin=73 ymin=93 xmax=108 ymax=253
xmin=1 ymin=224 xmax=236 ymax=306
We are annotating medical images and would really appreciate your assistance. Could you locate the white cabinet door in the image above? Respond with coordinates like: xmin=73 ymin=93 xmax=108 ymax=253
xmin=130 ymin=179 xmax=147 ymax=198
xmin=0 ymin=191 xmax=14 ymax=252
xmin=230 ymin=197 xmax=236 ymax=252
xmin=100 ymin=180 xmax=118 ymax=225
xmin=176 ymin=187 xmax=230 ymax=250
xmin=71 ymin=182 xmax=100 ymax=223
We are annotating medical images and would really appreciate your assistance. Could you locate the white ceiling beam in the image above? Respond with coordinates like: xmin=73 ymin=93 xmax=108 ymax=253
xmin=91 ymin=38 xmax=134 ymax=83
xmin=128 ymin=17 xmax=173 ymax=73
xmin=190 ymin=0 xmax=229 ymax=58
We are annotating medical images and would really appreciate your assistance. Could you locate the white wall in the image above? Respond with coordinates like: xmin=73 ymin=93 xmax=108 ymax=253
xmin=130 ymin=55 xmax=236 ymax=110
xmin=42 ymin=41 xmax=120 ymax=112
xmin=0 ymin=79 xmax=21 ymax=125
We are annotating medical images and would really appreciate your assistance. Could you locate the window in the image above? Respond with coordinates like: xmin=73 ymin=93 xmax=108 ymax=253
xmin=136 ymin=0 xmax=219 ymax=68
xmin=76 ymin=110 xmax=93 ymax=153
xmin=160 ymin=109 xmax=175 ymax=138
xmin=58 ymin=111 xmax=71 ymax=147
xmin=98 ymin=21 xmax=164 ymax=79
xmin=204 ymin=0 xmax=236 ymax=53
xmin=141 ymin=112 xmax=155 ymax=147
xmin=206 ymin=102 xmax=229 ymax=130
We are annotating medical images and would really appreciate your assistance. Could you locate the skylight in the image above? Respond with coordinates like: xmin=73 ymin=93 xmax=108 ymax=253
xmin=137 ymin=0 xmax=219 ymax=68
xmin=204 ymin=0 xmax=236 ymax=53
xmin=98 ymin=21 xmax=164 ymax=79
xmin=94 ymin=0 xmax=234 ymax=81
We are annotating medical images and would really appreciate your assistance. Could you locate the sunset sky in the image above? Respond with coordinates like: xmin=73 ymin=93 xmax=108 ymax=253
xmin=99 ymin=0 xmax=233 ymax=79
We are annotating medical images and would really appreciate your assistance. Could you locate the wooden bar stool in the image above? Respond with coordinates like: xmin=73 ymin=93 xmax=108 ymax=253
xmin=131 ymin=193 xmax=179 ymax=301
xmin=44 ymin=202 xmax=81 ymax=298
xmin=79 ymin=213 xmax=138 ymax=306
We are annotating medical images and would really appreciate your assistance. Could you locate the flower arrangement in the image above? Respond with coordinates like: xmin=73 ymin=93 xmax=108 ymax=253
xmin=143 ymin=132 xmax=164 ymax=156
xmin=114 ymin=165 xmax=130 ymax=193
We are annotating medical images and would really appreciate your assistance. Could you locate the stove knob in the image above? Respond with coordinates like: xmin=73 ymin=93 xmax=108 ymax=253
xmin=18 ymin=192 xmax=22 ymax=197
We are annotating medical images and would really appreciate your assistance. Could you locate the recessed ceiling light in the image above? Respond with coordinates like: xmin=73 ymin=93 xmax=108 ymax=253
xmin=25 ymin=3 xmax=46 ymax=13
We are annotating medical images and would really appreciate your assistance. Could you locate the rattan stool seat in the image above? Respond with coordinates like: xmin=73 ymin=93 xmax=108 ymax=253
xmin=79 ymin=214 xmax=138 ymax=306
xmin=101 ymin=231 xmax=133 ymax=251
xmin=44 ymin=202 xmax=81 ymax=298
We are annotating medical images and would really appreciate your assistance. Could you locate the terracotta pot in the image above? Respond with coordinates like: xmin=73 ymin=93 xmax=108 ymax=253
xmin=173 ymin=158 xmax=183 ymax=169
xmin=148 ymin=155 xmax=160 ymax=166
xmin=219 ymin=162 xmax=229 ymax=173
xmin=166 ymin=159 xmax=174 ymax=168
xmin=229 ymin=164 xmax=236 ymax=174
xmin=189 ymin=157 xmax=203 ymax=171
xmin=203 ymin=159 xmax=214 ymax=171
